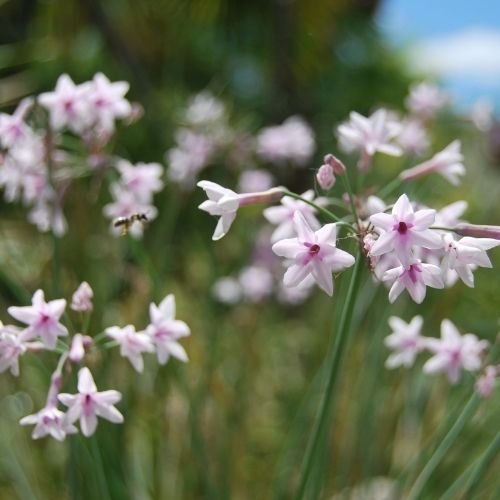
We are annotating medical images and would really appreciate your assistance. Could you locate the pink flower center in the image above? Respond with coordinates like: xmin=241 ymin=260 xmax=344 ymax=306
xmin=407 ymin=264 xmax=421 ymax=284
xmin=309 ymin=244 xmax=320 ymax=255
xmin=397 ymin=222 xmax=408 ymax=234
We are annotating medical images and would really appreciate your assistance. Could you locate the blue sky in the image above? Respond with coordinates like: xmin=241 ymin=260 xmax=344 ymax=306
xmin=377 ymin=0 xmax=500 ymax=109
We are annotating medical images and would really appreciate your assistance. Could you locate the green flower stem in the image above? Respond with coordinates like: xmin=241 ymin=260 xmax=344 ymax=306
xmin=407 ymin=393 xmax=480 ymax=500
xmin=294 ymin=252 xmax=363 ymax=499
xmin=340 ymin=174 xmax=360 ymax=230
xmin=281 ymin=190 xmax=355 ymax=231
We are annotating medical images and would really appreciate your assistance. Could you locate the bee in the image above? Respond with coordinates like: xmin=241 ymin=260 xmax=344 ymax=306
xmin=113 ymin=213 xmax=149 ymax=236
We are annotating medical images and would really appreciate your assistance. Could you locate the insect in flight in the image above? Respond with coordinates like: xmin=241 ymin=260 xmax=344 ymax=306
xmin=113 ymin=213 xmax=149 ymax=236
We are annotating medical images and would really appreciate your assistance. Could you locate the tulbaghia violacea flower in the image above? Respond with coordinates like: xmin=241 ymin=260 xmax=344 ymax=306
xmin=238 ymin=169 xmax=274 ymax=193
xmin=212 ymin=277 xmax=243 ymax=304
xmin=423 ymin=320 xmax=489 ymax=384
xmin=58 ymin=367 xmax=123 ymax=437
xmin=256 ymin=116 xmax=315 ymax=167
xmin=146 ymin=294 xmax=190 ymax=365
xmin=405 ymin=82 xmax=448 ymax=119
xmin=441 ymin=234 xmax=500 ymax=287
xmin=263 ymin=190 xmax=321 ymax=243
xmin=84 ymin=73 xmax=131 ymax=134
xmin=184 ymin=91 xmax=226 ymax=126
xmin=476 ymin=365 xmax=498 ymax=398
xmin=384 ymin=315 xmax=425 ymax=368
xmin=71 ymin=281 xmax=94 ymax=312
xmin=0 ymin=325 xmax=28 ymax=376
xmin=337 ymin=109 xmax=402 ymax=161
xmin=8 ymin=290 xmax=68 ymax=350
xmin=383 ymin=260 xmax=444 ymax=303
xmin=198 ymin=181 xmax=284 ymax=241
xmin=399 ymin=141 xmax=465 ymax=186
xmin=238 ymin=265 xmax=274 ymax=302
xmin=38 ymin=74 xmax=90 ymax=132
xmin=434 ymin=200 xmax=468 ymax=229
xmin=197 ymin=181 xmax=241 ymax=240
xmin=20 ymin=406 xmax=78 ymax=441
xmin=105 ymin=325 xmax=155 ymax=373
xmin=272 ymin=211 xmax=355 ymax=296
xmin=369 ymin=194 xmax=442 ymax=265
xmin=116 ymin=160 xmax=164 ymax=203
xmin=396 ymin=119 xmax=429 ymax=156
xmin=0 ymin=97 xmax=33 ymax=148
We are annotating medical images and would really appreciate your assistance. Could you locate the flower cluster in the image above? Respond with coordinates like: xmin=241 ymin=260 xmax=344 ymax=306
xmin=1 ymin=285 xmax=190 ymax=440
xmin=195 ymin=80 xmax=499 ymax=395
xmin=384 ymin=316 xmax=496 ymax=393
xmin=0 ymin=73 xmax=164 ymax=237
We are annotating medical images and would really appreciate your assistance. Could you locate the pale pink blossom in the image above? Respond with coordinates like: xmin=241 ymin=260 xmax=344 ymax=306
xmin=116 ymin=160 xmax=164 ymax=202
xmin=423 ymin=320 xmax=489 ymax=384
xmin=337 ymin=109 xmax=402 ymax=160
xmin=58 ymin=367 xmax=123 ymax=437
xmin=71 ymin=282 xmax=94 ymax=312
xmin=20 ymin=405 xmax=77 ymax=441
xmin=167 ymin=130 xmax=215 ymax=188
xmin=38 ymin=74 xmax=90 ymax=132
xmin=476 ymin=365 xmax=498 ymax=398
xmin=384 ymin=315 xmax=424 ymax=368
xmin=396 ymin=119 xmax=430 ymax=156
xmin=8 ymin=290 xmax=68 ymax=349
xmin=263 ymin=190 xmax=321 ymax=243
xmin=184 ymin=91 xmax=226 ymax=125
xmin=146 ymin=294 xmax=190 ymax=365
xmin=84 ymin=73 xmax=131 ymax=133
xmin=383 ymin=260 xmax=444 ymax=303
xmin=256 ymin=116 xmax=315 ymax=167
xmin=406 ymin=82 xmax=448 ymax=119
xmin=0 ymin=325 xmax=28 ymax=376
xmin=434 ymin=201 xmax=468 ymax=229
xmin=197 ymin=181 xmax=240 ymax=240
xmin=369 ymin=194 xmax=442 ymax=265
xmin=470 ymin=98 xmax=493 ymax=132
xmin=20 ymin=372 xmax=77 ymax=441
xmin=238 ymin=169 xmax=274 ymax=193
xmin=400 ymin=141 xmax=465 ymax=186
xmin=212 ymin=277 xmax=243 ymax=304
xmin=0 ymin=97 xmax=33 ymax=148
xmin=238 ymin=265 xmax=273 ymax=302
xmin=441 ymin=234 xmax=500 ymax=287
xmin=272 ymin=211 xmax=355 ymax=296
xmin=105 ymin=325 xmax=154 ymax=373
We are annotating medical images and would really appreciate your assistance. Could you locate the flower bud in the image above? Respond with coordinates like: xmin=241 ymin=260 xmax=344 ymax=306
xmin=316 ymin=164 xmax=336 ymax=190
xmin=324 ymin=153 xmax=346 ymax=175
xmin=69 ymin=334 xmax=92 ymax=363
xmin=454 ymin=223 xmax=500 ymax=240
xmin=476 ymin=365 xmax=498 ymax=398
xmin=71 ymin=282 xmax=94 ymax=312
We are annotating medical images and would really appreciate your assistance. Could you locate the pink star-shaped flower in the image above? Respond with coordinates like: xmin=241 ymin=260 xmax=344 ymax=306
xmin=58 ymin=367 xmax=124 ymax=437
xmin=8 ymin=290 xmax=68 ymax=349
xmin=423 ymin=320 xmax=489 ymax=384
xmin=272 ymin=211 xmax=355 ymax=296
xmin=146 ymin=294 xmax=190 ymax=365
xmin=370 ymin=193 xmax=442 ymax=265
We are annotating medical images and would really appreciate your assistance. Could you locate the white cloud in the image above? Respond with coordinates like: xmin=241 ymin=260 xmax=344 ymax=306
xmin=408 ymin=28 xmax=500 ymax=84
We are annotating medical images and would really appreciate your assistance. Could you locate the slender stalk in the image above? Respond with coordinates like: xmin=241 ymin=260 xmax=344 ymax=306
xmin=377 ymin=176 xmax=403 ymax=199
xmin=340 ymin=175 xmax=360 ymax=229
xmin=281 ymin=190 xmax=355 ymax=230
xmin=407 ymin=393 xmax=480 ymax=500
xmin=294 ymin=252 xmax=363 ymax=499
xmin=463 ymin=432 xmax=500 ymax=499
